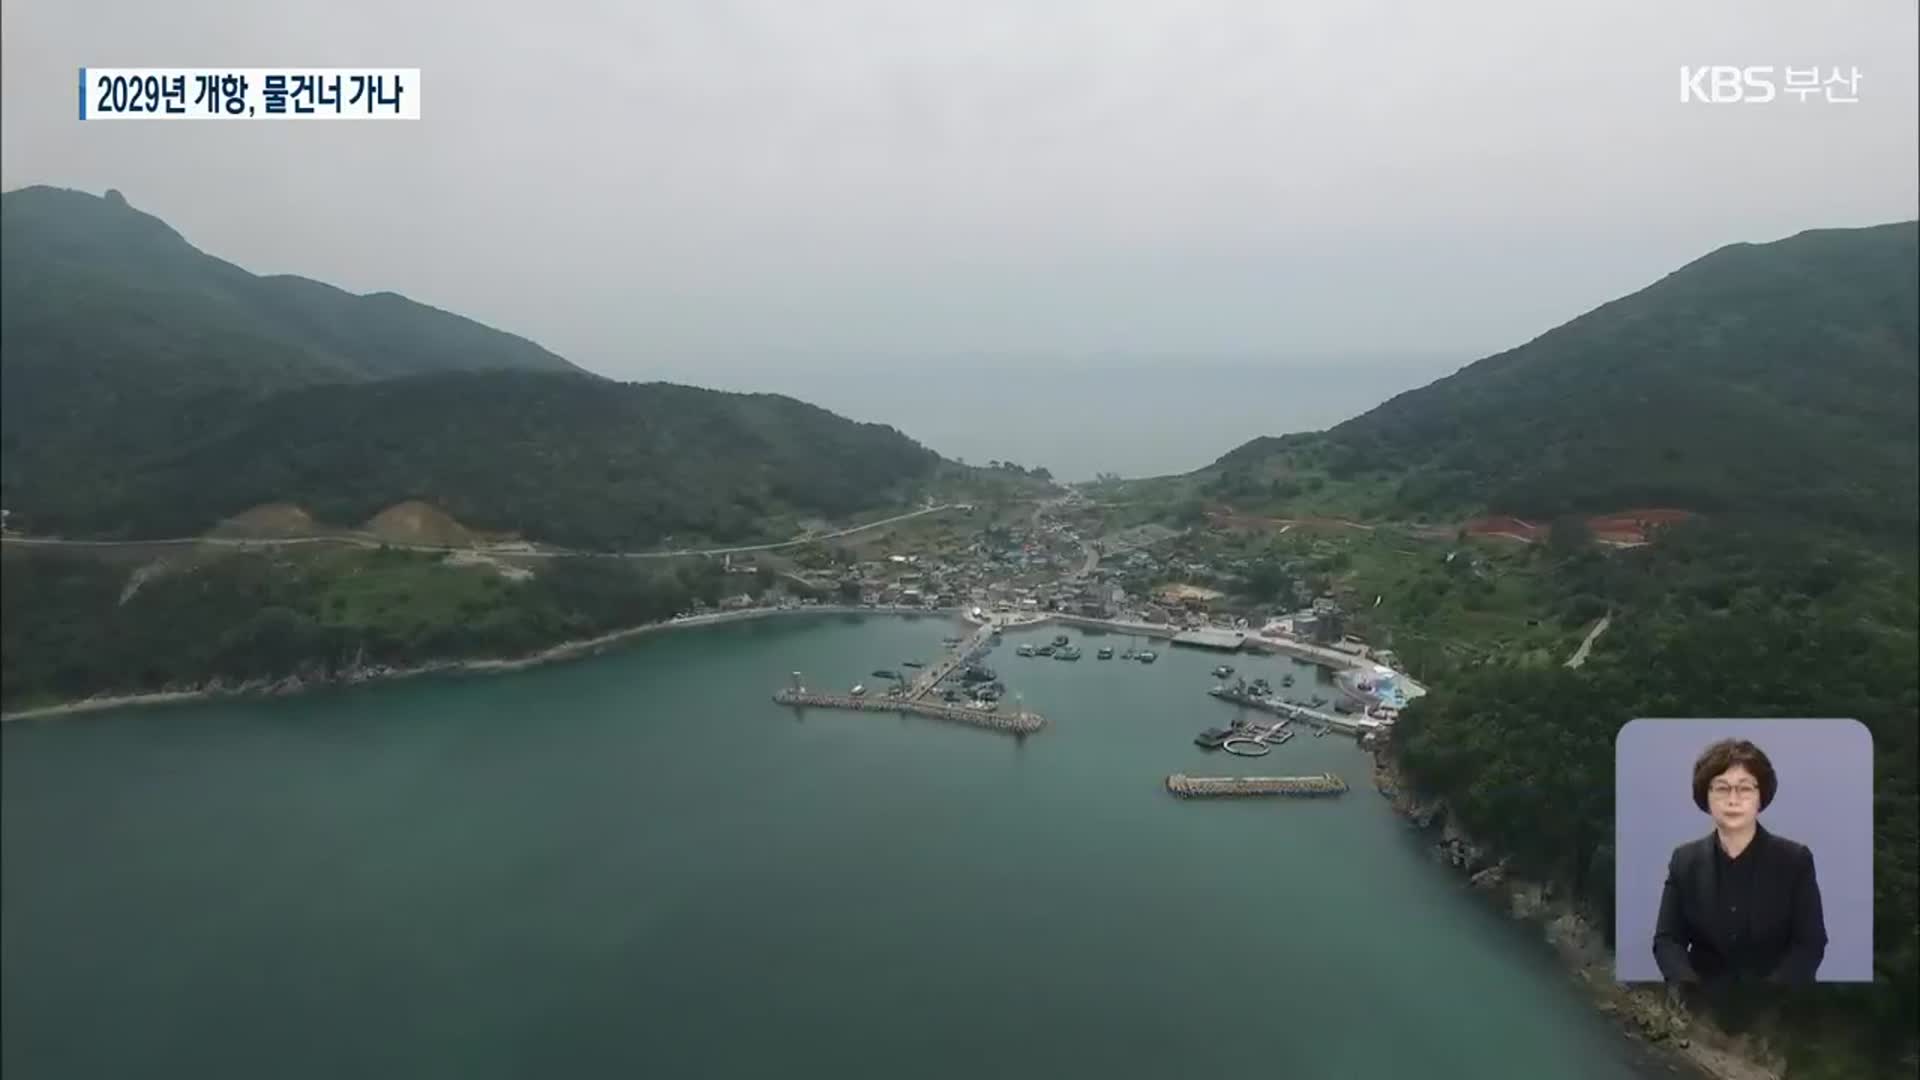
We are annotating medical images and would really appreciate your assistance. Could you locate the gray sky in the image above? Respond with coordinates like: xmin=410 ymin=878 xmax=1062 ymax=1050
xmin=4 ymin=0 xmax=1917 ymax=383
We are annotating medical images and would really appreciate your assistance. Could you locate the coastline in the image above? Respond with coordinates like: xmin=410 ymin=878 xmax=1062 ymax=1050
xmin=1 ymin=605 xmax=1413 ymax=725
xmin=1368 ymin=748 xmax=1785 ymax=1080
xmin=0 ymin=603 xmax=960 ymax=724
xmin=6 ymin=599 xmax=1777 ymax=1078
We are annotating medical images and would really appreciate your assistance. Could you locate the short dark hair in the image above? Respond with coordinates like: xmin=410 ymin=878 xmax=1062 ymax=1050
xmin=1692 ymin=738 xmax=1777 ymax=813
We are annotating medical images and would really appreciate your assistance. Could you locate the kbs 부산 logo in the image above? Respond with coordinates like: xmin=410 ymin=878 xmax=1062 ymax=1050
xmin=1679 ymin=66 xmax=1861 ymax=105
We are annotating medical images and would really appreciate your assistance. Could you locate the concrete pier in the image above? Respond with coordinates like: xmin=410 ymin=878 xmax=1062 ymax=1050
xmin=1207 ymin=685 xmax=1363 ymax=732
xmin=905 ymin=621 xmax=998 ymax=701
xmin=1164 ymin=772 xmax=1348 ymax=798
xmin=773 ymin=688 xmax=1045 ymax=735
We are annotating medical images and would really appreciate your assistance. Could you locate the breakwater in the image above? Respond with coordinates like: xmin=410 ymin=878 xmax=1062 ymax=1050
xmin=1164 ymin=772 xmax=1349 ymax=798
xmin=772 ymin=688 xmax=1045 ymax=735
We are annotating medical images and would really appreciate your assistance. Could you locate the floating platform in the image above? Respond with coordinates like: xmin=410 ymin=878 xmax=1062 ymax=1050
xmin=774 ymin=688 xmax=1044 ymax=735
xmin=1165 ymin=772 xmax=1348 ymax=798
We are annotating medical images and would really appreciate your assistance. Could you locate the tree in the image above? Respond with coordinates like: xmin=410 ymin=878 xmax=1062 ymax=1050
xmin=1548 ymin=514 xmax=1594 ymax=557
xmin=1243 ymin=560 xmax=1293 ymax=602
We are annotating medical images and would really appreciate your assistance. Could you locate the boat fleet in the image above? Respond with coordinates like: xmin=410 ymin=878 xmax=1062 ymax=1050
xmin=847 ymin=626 xmax=1364 ymax=742
xmin=1015 ymin=633 xmax=1152 ymax=664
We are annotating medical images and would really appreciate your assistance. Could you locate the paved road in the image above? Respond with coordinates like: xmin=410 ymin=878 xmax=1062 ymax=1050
xmin=1564 ymin=613 xmax=1612 ymax=669
xmin=1076 ymin=540 xmax=1099 ymax=578
xmin=0 ymin=504 xmax=961 ymax=560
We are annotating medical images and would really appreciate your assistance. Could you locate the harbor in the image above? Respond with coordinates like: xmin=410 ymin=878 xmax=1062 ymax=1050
xmin=1165 ymin=772 xmax=1349 ymax=798
xmin=766 ymin=606 xmax=1407 ymax=768
xmin=4 ymin=578 xmax=1708 ymax=1080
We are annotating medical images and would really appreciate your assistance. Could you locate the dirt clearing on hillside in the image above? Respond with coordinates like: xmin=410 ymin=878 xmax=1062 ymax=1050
xmin=362 ymin=501 xmax=478 ymax=547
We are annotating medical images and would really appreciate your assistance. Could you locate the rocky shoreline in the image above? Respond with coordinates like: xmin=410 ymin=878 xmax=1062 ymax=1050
xmin=1366 ymin=742 xmax=1786 ymax=1080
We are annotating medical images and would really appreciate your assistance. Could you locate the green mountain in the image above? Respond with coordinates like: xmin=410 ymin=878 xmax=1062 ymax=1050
xmin=1210 ymin=221 xmax=1920 ymax=539
xmin=1 ymin=185 xmax=587 ymax=506
xmin=0 ymin=187 xmax=948 ymax=546
xmin=0 ymin=185 xmax=580 ymax=392
xmin=18 ymin=369 xmax=944 ymax=548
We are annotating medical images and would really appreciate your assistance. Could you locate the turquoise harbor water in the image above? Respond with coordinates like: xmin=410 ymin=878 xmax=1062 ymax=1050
xmin=3 ymin=614 xmax=1683 ymax=1079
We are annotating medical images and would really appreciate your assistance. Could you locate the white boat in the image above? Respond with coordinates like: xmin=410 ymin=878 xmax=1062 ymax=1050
xmin=850 ymin=684 xmax=866 ymax=697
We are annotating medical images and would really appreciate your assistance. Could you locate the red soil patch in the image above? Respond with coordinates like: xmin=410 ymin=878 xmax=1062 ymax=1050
xmin=1464 ymin=509 xmax=1697 ymax=545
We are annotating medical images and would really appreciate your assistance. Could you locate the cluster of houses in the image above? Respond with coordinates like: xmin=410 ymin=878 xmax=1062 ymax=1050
xmin=688 ymin=505 xmax=1394 ymax=676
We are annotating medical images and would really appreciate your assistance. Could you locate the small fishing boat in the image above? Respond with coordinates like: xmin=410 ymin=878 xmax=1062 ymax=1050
xmin=1096 ymin=647 xmax=1114 ymax=659
xmin=1016 ymin=644 xmax=1036 ymax=657
xmin=850 ymin=684 xmax=867 ymax=697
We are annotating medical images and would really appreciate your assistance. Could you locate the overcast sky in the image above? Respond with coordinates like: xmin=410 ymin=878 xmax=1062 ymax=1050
xmin=4 ymin=1 xmax=1916 ymax=383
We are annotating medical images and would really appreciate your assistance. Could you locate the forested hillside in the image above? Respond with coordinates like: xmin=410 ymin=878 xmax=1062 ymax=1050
xmin=1180 ymin=222 xmax=1920 ymax=1076
xmin=1 ymin=545 xmax=733 ymax=713
xmin=1 ymin=187 xmax=950 ymax=548
xmin=0 ymin=186 xmax=582 ymax=483
xmin=1206 ymin=222 xmax=1919 ymax=540
xmin=4 ymin=370 xmax=945 ymax=549
xmin=1390 ymin=523 xmax=1917 ymax=1077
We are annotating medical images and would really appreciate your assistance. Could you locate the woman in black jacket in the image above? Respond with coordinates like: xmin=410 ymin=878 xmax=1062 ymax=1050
xmin=1652 ymin=738 xmax=1827 ymax=985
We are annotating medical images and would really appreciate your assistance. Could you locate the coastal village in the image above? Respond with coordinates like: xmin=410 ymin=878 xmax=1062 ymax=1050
xmin=682 ymin=490 xmax=1427 ymax=782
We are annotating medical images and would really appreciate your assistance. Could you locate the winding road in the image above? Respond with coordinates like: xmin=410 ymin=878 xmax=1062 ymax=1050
xmin=0 ymin=504 xmax=963 ymax=560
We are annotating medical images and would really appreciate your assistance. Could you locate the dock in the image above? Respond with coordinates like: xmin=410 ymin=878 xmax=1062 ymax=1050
xmin=1207 ymin=685 xmax=1378 ymax=736
xmin=773 ymin=688 xmax=1045 ymax=735
xmin=1165 ymin=772 xmax=1348 ymax=798
xmin=905 ymin=621 xmax=998 ymax=701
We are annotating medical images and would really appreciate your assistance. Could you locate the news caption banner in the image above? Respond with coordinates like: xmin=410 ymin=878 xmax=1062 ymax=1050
xmin=81 ymin=69 xmax=419 ymax=119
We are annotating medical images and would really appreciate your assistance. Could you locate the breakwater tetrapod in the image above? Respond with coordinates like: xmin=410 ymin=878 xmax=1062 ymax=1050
xmin=1164 ymin=772 xmax=1348 ymax=798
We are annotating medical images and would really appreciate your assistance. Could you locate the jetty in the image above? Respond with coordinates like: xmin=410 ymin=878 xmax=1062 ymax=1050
xmin=1165 ymin=772 xmax=1348 ymax=798
xmin=1207 ymin=683 xmax=1374 ymax=736
xmin=773 ymin=688 xmax=1045 ymax=735
xmin=906 ymin=621 xmax=998 ymax=701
